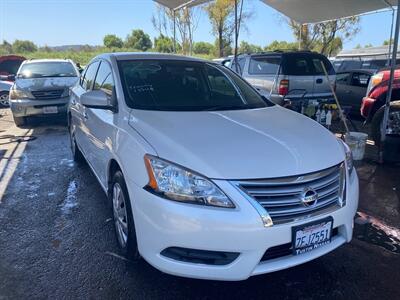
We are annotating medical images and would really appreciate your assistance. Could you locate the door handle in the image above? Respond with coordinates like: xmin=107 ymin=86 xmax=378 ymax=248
xmin=316 ymin=78 xmax=323 ymax=84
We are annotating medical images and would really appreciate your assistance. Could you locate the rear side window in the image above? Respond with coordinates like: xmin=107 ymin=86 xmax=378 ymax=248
xmin=283 ymin=54 xmax=334 ymax=75
xmin=248 ymin=56 xmax=281 ymax=75
xmin=311 ymin=55 xmax=335 ymax=75
xmin=282 ymin=55 xmax=313 ymax=75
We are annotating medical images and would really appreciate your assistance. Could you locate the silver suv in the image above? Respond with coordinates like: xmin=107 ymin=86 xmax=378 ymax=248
xmin=229 ymin=51 xmax=336 ymax=106
xmin=9 ymin=59 xmax=79 ymax=126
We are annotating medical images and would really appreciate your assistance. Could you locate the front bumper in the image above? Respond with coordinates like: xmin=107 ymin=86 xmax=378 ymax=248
xmin=9 ymin=97 xmax=69 ymax=117
xmin=127 ymin=170 xmax=359 ymax=281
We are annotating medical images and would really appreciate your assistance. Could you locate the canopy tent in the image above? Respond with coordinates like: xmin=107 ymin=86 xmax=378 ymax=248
xmin=154 ymin=0 xmax=396 ymax=18
xmin=154 ymin=0 xmax=210 ymax=10
xmin=261 ymin=0 xmax=396 ymax=24
xmin=153 ymin=0 xmax=399 ymax=160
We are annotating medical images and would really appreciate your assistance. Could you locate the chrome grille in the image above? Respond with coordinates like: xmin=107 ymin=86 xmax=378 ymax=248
xmin=31 ymin=89 xmax=64 ymax=100
xmin=234 ymin=164 xmax=345 ymax=225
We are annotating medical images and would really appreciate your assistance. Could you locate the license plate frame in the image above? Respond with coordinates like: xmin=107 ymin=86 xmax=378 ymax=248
xmin=43 ymin=106 xmax=58 ymax=114
xmin=292 ymin=216 xmax=333 ymax=255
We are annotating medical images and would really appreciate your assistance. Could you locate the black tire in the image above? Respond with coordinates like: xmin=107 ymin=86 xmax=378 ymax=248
xmin=370 ymin=102 xmax=400 ymax=146
xmin=68 ymin=125 xmax=85 ymax=164
xmin=13 ymin=115 xmax=26 ymax=127
xmin=110 ymin=170 xmax=140 ymax=260
xmin=0 ymin=91 xmax=9 ymax=107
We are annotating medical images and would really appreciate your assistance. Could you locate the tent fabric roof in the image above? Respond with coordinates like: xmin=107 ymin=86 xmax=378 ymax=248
xmin=153 ymin=0 xmax=210 ymax=10
xmin=154 ymin=0 xmax=396 ymax=23
xmin=262 ymin=0 xmax=397 ymax=24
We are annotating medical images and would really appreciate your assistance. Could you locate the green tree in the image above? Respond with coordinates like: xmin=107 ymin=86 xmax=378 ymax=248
xmin=193 ymin=41 xmax=214 ymax=55
xmin=287 ymin=17 xmax=360 ymax=56
xmin=383 ymin=38 xmax=394 ymax=46
xmin=239 ymin=41 xmax=262 ymax=54
xmin=154 ymin=34 xmax=174 ymax=53
xmin=0 ymin=40 xmax=13 ymax=54
xmin=125 ymin=29 xmax=153 ymax=51
xmin=205 ymin=0 xmax=251 ymax=57
xmin=103 ymin=34 xmax=123 ymax=48
xmin=264 ymin=40 xmax=298 ymax=51
xmin=12 ymin=40 xmax=37 ymax=52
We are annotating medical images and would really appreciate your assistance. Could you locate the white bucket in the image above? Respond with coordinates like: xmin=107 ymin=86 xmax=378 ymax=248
xmin=344 ymin=131 xmax=368 ymax=161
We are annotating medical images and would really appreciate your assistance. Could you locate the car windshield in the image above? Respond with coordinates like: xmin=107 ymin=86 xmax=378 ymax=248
xmin=118 ymin=59 xmax=269 ymax=111
xmin=18 ymin=62 xmax=77 ymax=79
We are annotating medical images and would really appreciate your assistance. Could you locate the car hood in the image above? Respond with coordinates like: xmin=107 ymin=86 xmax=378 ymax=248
xmin=14 ymin=77 xmax=78 ymax=91
xmin=0 ymin=80 xmax=13 ymax=91
xmin=128 ymin=106 xmax=344 ymax=180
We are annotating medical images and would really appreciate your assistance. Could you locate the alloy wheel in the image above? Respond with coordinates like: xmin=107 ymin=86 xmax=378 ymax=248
xmin=112 ymin=182 xmax=128 ymax=248
xmin=0 ymin=93 xmax=9 ymax=107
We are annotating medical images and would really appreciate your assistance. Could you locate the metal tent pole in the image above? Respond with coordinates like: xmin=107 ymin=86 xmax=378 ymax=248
xmin=173 ymin=9 xmax=177 ymax=53
xmin=234 ymin=0 xmax=239 ymax=72
xmin=387 ymin=4 xmax=395 ymax=65
xmin=380 ymin=2 xmax=399 ymax=162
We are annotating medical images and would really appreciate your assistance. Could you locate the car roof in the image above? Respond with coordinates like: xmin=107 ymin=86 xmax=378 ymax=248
xmin=95 ymin=52 xmax=209 ymax=63
xmin=337 ymin=69 xmax=376 ymax=74
xmin=238 ymin=51 xmax=322 ymax=57
xmin=23 ymin=59 xmax=73 ymax=64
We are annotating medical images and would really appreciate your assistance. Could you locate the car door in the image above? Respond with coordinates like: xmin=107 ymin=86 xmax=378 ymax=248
xmin=311 ymin=55 xmax=336 ymax=99
xmin=348 ymin=71 xmax=371 ymax=114
xmin=335 ymin=72 xmax=351 ymax=107
xmin=71 ymin=61 xmax=100 ymax=159
xmin=83 ymin=60 xmax=117 ymax=186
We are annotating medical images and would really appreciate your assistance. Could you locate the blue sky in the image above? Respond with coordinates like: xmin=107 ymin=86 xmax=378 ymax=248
xmin=0 ymin=0 xmax=395 ymax=50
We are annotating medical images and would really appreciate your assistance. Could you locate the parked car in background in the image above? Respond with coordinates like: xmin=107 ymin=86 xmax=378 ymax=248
xmin=229 ymin=51 xmax=336 ymax=105
xmin=333 ymin=46 xmax=400 ymax=72
xmin=212 ymin=56 xmax=232 ymax=67
xmin=335 ymin=69 xmax=374 ymax=116
xmin=0 ymin=55 xmax=25 ymax=77
xmin=0 ymin=80 xmax=13 ymax=107
xmin=69 ymin=53 xmax=358 ymax=281
xmin=9 ymin=59 xmax=79 ymax=126
xmin=361 ymin=66 xmax=400 ymax=143
xmin=0 ymin=55 xmax=26 ymax=107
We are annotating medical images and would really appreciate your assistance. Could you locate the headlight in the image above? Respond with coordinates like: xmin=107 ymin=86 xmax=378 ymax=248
xmin=338 ymin=139 xmax=353 ymax=174
xmin=9 ymin=87 xmax=32 ymax=100
xmin=144 ymin=155 xmax=235 ymax=208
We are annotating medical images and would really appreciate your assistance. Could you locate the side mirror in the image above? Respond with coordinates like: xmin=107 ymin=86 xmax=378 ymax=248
xmin=7 ymin=74 xmax=16 ymax=81
xmin=81 ymin=90 xmax=115 ymax=111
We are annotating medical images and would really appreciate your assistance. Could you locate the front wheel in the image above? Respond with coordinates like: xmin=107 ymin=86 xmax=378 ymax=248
xmin=0 ymin=91 xmax=9 ymax=107
xmin=110 ymin=171 xmax=140 ymax=260
xmin=370 ymin=103 xmax=400 ymax=146
xmin=69 ymin=124 xmax=85 ymax=163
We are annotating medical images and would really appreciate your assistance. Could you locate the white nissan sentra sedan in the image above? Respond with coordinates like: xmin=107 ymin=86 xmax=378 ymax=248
xmin=68 ymin=53 xmax=359 ymax=281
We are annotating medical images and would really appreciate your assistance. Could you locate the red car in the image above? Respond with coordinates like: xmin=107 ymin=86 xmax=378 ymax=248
xmin=361 ymin=66 xmax=400 ymax=144
xmin=0 ymin=55 xmax=25 ymax=78
xmin=0 ymin=55 xmax=26 ymax=107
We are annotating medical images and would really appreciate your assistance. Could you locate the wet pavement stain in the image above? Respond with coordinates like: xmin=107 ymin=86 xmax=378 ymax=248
xmin=354 ymin=212 xmax=400 ymax=254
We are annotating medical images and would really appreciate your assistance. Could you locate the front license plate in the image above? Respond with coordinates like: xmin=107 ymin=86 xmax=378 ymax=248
xmin=43 ymin=106 xmax=58 ymax=114
xmin=292 ymin=217 xmax=333 ymax=255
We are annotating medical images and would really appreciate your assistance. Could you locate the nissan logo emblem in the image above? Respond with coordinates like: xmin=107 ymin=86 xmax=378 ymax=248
xmin=301 ymin=187 xmax=318 ymax=207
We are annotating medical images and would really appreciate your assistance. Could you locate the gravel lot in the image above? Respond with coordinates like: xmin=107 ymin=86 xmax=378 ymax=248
xmin=0 ymin=108 xmax=399 ymax=299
